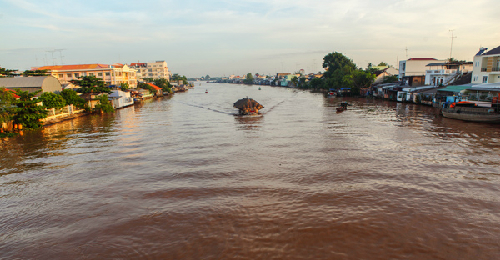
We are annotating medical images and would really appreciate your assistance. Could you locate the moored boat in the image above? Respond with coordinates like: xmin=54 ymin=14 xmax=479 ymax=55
xmin=442 ymin=101 xmax=500 ymax=123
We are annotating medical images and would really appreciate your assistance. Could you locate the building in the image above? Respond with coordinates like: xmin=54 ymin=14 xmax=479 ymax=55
xmin=471 ymin=46 xmax=500 ymax=84
xmin=0 ymin=76 xmax=62 ymax=94
xmin=425 ymin=62 xmax=473 ymax=86
xmin=35 ymin=63 xmax=138 ymax=88
xmin=374 ymin=67 xmax=399 ymax=84
xmin=130 ymin=61 xmax=170 ymax=82
xmin=399 ymin=58 xmax=445 ymax=86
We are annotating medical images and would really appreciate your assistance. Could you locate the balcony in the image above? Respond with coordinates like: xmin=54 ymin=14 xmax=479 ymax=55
xmin=481 ymin=68 xmax=488 ymax=72
xmin=425 ymin=69 xmax=457 ymax=75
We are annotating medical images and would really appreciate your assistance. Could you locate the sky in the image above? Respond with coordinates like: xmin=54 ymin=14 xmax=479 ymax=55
xmin=1 ymin=0 xmax=499 ymax=78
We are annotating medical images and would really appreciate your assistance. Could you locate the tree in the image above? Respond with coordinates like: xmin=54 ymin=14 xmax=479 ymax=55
xmin=322 ymin=52 xmax=357 ymax=89
xmin=120 ymin=83 xmax=129 ymax=91
xmin=22 ymin=69 xmax=49 ymax=77
xmin=0 ymin=68 xmax=19 ymax=77
xmin=94 ymin=94 xmax=114 ymax=113
xmin=13 ymin=90 xmax=48 ymax=129
xmin=60 ymin=89 xmax=86 ymax=109
xmin=377 ymin=62 xmax=388 ymax=66
xmin=243 ymin=73 xmax=254 ymax=84
xmin=70 ymin=76 xmax=111 ymax=94
xmin=291 ymin=76 xmax=298 ymax=87
xmin=0 ymin=88 xmax=17 ymax=124
xmin=171 ymin=74 xmax=188 ymax=85
xmin=309 ymin=78 xmax=323 ymax=89
xmin=40 ymin=92 xmax=66 ymax=109
xmin=344 ymin=69 xmax=376 ymax=95
xmin=138 ymin=82 xmax=155 ymax=94
xmin=153 ymin=78 xmax=172 ymax=93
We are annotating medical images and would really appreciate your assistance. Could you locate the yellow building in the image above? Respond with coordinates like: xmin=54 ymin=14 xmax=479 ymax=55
xmin=35 ymin=63 xmax=138 ymax=88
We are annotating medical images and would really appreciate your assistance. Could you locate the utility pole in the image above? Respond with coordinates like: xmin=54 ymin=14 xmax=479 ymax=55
xmin=54 ymin=49 xmax=66 ymax=64
xmin=405 ymin=47 xmax=408 ymax=60
xmin=449 ymin=29 xmax=457 ymax=60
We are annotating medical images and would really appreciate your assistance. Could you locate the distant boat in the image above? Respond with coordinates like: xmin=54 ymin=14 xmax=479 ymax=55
xmin=205 ymin=89 xmax=208 ymax=93
xmin=258 ymin=87 xmax=261 ymax=90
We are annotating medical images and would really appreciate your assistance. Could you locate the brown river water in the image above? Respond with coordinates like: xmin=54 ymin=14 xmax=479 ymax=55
xmin=1 ymin=83 xmax=500 ymax=259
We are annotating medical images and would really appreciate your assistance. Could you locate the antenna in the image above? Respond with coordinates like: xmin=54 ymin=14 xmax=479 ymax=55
xmin=405 ymin=47 xmax=408 ymax=60
xmin=54 ymin=49 xmax=66 ymax=64
xmin=46 ymin=50 xmax=56 ymax=65
xmin=449 ymin=29 xmax=457 ymax=60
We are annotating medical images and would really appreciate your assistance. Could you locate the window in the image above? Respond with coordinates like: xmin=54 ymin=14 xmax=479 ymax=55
xmin=106 ymin=72 xmax=110 ymax=76
xmin=89 ymin=73 xmax=94 ymax=76
xmin=98 ymin=73 xmax=103 ymax=77
xmin=58 ymin=74 xmax=63 ymax=78
xmin=483 ymin=76 xmax=488 ymax=83
xmin=475 ymin=62 xmax=479 ymax=67
xmin=67 ymin=73 xmax=72 ymax=78
xmin=74 ymin=73 xmax=79 ymax=78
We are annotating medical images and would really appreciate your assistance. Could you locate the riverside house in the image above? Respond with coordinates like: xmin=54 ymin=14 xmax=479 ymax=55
xmin=0 ymin=76 xmax=62 ymax=94
xmin=35 ymin=63 xmax=138 ymax=89
xmin=471 ymin=46 xmax=500 ymax=84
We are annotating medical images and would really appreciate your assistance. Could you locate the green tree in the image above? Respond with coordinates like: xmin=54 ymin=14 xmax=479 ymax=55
xmin=243 ymin=73 xmax=254 ymax=84
xmin=344 ymin=69 xmax=376 ymax=95
xmin=138 ymin=82 xmax=155 ymax=94
xmin=171 ymin=74 xmax=188 ymax=85
xmin=153 ymin=78 xmax=172 ymax=93
xmin=40 ymin=92 xmax=66 ymax=109
xmin=60 ymin=89 xmax=86 ymax=109
xmin=13 ymin=90 xmax=48 ymax=129
xmin=377 ymin=62 xmax=388 ymax=66
xmin=322 ymin=52 xmax=357 ymax=89
xmin=0 ymin=88 xmax=18 ymax=123
xmin=309 ymin=78 xmax=324 ymax=89
xmin=22 ymin=69 xmax=49 ymax=77
xmin=0 ymin=68 xmax=19 ymax=77
xmin=71 ymin=76 xmax=111 ymax=94
xmin=291 ymin=76 xmax=298 ymax=87
xmin=120 ymin=82 xmax=129 ymax=91
xmin=94 ymin=94 xmax=114 ymax=113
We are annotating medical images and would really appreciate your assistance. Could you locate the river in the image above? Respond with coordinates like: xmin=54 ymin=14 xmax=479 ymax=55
xmin=1 ymin=83 xmax=500 ymax=259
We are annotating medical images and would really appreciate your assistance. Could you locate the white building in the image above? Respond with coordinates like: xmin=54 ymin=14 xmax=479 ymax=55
xmin=425 ymin=62 xmax=473 ymax=86
xmin=130 ymin=61 xmax=170 ymax=82
xmin=399 ymin=58 xmax=445 ymax=86
xmin=471 ymin=46 xmax=500 ymax=84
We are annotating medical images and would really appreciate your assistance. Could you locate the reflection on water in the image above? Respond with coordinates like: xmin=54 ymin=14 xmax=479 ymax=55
xmin=1 ymin=84 xmax=500 ymax=259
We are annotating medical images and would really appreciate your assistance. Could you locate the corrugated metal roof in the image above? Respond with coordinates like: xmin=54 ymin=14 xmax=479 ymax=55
xmin=437 ymin=84 xmax=474 ymax=93
xmin=0 ymin=76 xmax=51 ymax=88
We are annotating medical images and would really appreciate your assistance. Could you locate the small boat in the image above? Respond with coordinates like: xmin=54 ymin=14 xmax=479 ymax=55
xmin=336 ymin=102 xmax=349 ymax=112
xmin=205 ymin=89 xmax=208 ymax=93
xmin=336 ymin=107 xmax=344 ymax=112
xmin=258 ymin=87 xmax=261 ymax=90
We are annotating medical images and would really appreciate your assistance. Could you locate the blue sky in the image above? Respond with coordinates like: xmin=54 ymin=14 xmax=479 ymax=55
xmin=1 ymin=0 xmax=499 ymax=77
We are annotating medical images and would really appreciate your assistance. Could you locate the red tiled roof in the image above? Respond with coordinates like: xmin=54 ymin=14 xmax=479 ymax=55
xmin=35 ymin=64 xmax=110 ymax=71
xmin=130 ymin=63 xmax=147 ymax=67
xmin=146 ymin=83 xmax=161 ymax=90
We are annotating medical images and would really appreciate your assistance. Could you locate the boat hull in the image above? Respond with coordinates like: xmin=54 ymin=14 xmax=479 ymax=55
xmin=442 ymin=107 xmax=500 ymax=123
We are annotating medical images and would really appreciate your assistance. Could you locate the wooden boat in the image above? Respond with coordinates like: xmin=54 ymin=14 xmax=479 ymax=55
xmin=442 ymin=101 xmax=500 ymax=123
xmin=233 ymin=97 xmax=263 ymax=115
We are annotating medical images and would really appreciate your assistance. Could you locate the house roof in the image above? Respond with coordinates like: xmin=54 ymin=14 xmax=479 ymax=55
xmin=426 ymin=63 xmax=446 ymax=67
xmin=0 ymin=76 xmax=54 ymax=89
xmin=36 ymin=64 xmax=110 ymax=71
xmin=146 ymin=83 xmax=161 ymax=90
xmin=437 ymin=84 xmax=474 ymax=93
xmin=481 ymin=46 xmax=500 ymax=56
